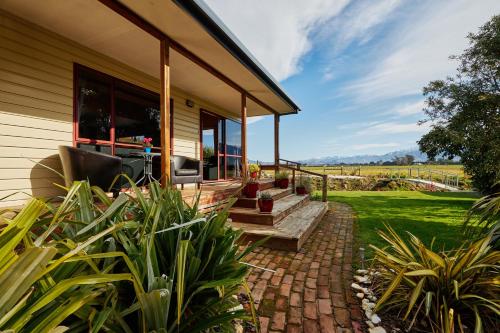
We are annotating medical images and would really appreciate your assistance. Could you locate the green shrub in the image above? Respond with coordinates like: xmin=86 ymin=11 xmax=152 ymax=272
xmin=296 ymin=176 xmax=312 ymax=192
xmin=0 ymin=179 xmax=257 ymax=332
xmin=0 ymin=198 xmax=136 ymax=332
xmin=260 ymin=192 xmax=273 ymax=200
xmin=463 ymin=183 xmax=500 ymax=242
xmin=371 ymin=225 xmax=500 ymax=332
xmin=274 ymin=171 xmax=289 ymax=180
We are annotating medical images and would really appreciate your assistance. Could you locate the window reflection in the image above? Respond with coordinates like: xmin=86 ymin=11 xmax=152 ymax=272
xmin=227 ymin=157 xmax=241 ymax=178
xmin=75 ymin=65 xmax=166 ymax=182
xmin=77 ymin=71 xmax=111 ymax=140
xmin=115 ymin=83 xmax=160 ymax=146
xmin=226 ymin=119 xmax=241 ymax=156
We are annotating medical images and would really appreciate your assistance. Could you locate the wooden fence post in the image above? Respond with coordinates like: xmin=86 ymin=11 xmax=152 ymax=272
xmin=322 ymin=174 xmax=328 ymax=202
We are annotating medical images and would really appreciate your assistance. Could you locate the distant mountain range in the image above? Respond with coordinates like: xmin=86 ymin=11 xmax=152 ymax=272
xmin=299 ymin=148 xmax=431 ymax=165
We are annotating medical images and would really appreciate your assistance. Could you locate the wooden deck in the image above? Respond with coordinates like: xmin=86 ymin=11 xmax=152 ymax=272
xmin=181 ymin=179 xmax=275 ymax=210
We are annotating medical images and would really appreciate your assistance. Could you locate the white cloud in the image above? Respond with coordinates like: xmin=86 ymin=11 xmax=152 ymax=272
xmin=328 ymin=0 xmax=403 ymax=53
xmin=320 ymin=0 xmax=403 ymax=80
xmin=355 ymin=121 xmax=431 ymax=136
xmin=204 ymin=0 xmax=350 ymax=81
xmin=343 ymin=0 xmax=500 ymax=102
xmin=336 ymin=120 xmax=383 ymax=130
xmin=381 ymin=100 xmax=425 ymax=117
xmin=351 ymin=142 xmax=400 ymax=150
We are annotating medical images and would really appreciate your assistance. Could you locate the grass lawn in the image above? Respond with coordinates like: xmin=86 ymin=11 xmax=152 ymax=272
xmin=327 ymin=191 xmax=479 ymax=257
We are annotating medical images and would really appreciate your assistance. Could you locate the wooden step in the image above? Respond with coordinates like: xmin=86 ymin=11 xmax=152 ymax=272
xmin=229 ymin=194 xmax=309 ymax=226
xmin=235 ymin=187 xmax=292 ymax=208
xmin=258 ymin=179 xmax=275 ymax=191
xmin=231 ymin=201 xmax=328 ymax=251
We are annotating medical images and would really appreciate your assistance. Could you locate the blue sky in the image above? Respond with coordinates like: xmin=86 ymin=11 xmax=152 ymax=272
xmin=205 ymin=0 xmax=500 ymax=162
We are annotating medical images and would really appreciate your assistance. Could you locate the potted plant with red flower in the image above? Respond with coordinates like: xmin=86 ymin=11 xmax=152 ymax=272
xmin=258 ymin=191 xmax=273 ymax=213
xmin=143 ymin=137 xmax=153 ymax=153
xmin=249 ymin=163 xmax=260 ymax=179
xmin=275 ymin=171 xmax=290 ymax=189
xmin=244 ymin=178 xmax=259 ymax=198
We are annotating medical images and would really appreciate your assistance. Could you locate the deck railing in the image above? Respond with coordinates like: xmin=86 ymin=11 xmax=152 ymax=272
xmin=259 ymin=159 xmax=328 ymax=202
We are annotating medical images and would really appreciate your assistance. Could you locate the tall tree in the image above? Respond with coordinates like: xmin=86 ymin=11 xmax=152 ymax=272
xmin=418 ymin=15 xmax=500 ymax=193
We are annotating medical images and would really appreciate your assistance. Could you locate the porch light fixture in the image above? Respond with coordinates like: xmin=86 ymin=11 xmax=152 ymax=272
xmin=186 ymin=99 xmax=194 ymax=108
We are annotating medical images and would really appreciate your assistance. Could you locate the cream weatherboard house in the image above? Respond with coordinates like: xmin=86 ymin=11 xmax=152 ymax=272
xmin=0 ymin=0 xmax=327 ymax=250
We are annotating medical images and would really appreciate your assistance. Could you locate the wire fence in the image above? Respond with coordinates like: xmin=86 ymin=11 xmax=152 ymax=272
xmin=305 ymin=165 xmax=462 ymax=188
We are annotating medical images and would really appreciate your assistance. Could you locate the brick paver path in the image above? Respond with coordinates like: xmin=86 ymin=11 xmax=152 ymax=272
xmin=245 ymin=202 xmax=363 ymax=333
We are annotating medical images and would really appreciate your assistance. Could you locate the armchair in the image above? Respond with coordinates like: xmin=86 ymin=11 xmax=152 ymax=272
xmin=58 ymin=146 xmax=122 ymax=192
xmin=170 ymin=155 xmax=202 ymax=188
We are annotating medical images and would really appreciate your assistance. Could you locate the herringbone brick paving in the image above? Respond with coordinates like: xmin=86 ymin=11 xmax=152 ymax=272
xmin=245 ymin=202 xmax=362 ymax=333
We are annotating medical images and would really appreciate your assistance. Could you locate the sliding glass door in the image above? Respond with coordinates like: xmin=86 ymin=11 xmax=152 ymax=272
xmin=200 ymin=111 xmax=241 ymax=181
xmin=201 ymin=112 xmax=219 ymax=180
xmin=225 ymin=119 xmax=242 ymax=178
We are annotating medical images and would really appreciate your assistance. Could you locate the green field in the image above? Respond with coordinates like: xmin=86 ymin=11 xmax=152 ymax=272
xmin=327 ymin=191 xmax=479 ymax=257
xmin=304 ymin=164 xmax=465 ymax=177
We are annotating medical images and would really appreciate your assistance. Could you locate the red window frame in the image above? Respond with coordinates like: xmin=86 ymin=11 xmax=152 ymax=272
xmin=73 ymin=64 xmax=173 ymax=154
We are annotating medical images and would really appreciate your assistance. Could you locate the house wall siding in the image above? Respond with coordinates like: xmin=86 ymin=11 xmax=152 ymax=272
xmin=0 ymin=10 xmax=235 ymax=207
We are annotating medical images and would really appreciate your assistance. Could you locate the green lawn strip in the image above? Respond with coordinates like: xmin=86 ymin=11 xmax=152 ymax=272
xmin=327 ymin=191 xmax=479 ymax=258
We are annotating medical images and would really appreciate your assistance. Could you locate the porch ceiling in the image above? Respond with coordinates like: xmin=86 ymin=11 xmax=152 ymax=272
xmin=0 ymin=0 xmax=295 ymax=117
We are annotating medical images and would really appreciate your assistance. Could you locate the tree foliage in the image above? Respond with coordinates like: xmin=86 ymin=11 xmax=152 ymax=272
xmin=418 ymin=15 xmax=500 ymax=192
xmin=392 ymin=155 xmax=415 ymax=166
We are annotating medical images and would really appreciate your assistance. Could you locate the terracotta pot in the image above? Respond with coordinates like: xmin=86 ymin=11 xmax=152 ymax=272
xmin=258 ymin=198 xmax=274 ymax=213
xmin=245 ymin=182 xmax=259 ymax=198
xmin=296 ymin=186 xmax=307 ymax=195
xmin=276 ymin=178 xmax=289 ymax=189
xmin=250 ymin=171 xmax=258 ymax=179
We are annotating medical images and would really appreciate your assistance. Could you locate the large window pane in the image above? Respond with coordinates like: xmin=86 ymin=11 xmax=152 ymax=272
xmin=77 ymin=70 xmax=111 ymax=140
xmin=227 ymin=157 xmax=241 ymax=178
xmin=115 ymin=83 xmax=161 ymax=147
xmin=202 ymin=112 xmax=219 ymax=180
xmin=218 ymin=119 xmax=225 ymax=154
xmin=219 ymin=156 xmax=225 ymax=179
xmin=226 ymin=119 xmax=241 ymax=156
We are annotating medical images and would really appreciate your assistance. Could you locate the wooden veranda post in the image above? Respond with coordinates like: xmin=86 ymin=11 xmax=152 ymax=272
xmin=160 ymin=38 xmax=171 ymax=187
xmin=241 ymin=92 xmax=247 ymax=177
xmin=274 ymin=113 xmax=280 ymax=171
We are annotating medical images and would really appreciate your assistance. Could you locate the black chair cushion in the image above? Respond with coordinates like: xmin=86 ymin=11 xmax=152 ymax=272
xmin=176 ymin=168 xmax=198 ymax=176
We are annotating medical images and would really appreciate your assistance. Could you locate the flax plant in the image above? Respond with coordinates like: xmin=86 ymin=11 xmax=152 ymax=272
xmin=50 ymin=179 xmax=259 ymax=332
xmin=463 ymin=183 xmax=500 ymax=244
xmin=0 ymin=198 xmax=141 ymax=333
xmin=371 ymin=225 xmax=500 ymax=332
xmin=0 ymin=177 xmax=259 ymax=332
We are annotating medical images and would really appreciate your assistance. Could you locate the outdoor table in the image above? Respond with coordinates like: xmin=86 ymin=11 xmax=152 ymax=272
xmin=130 ymin=151 xmax=161 ymax=185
